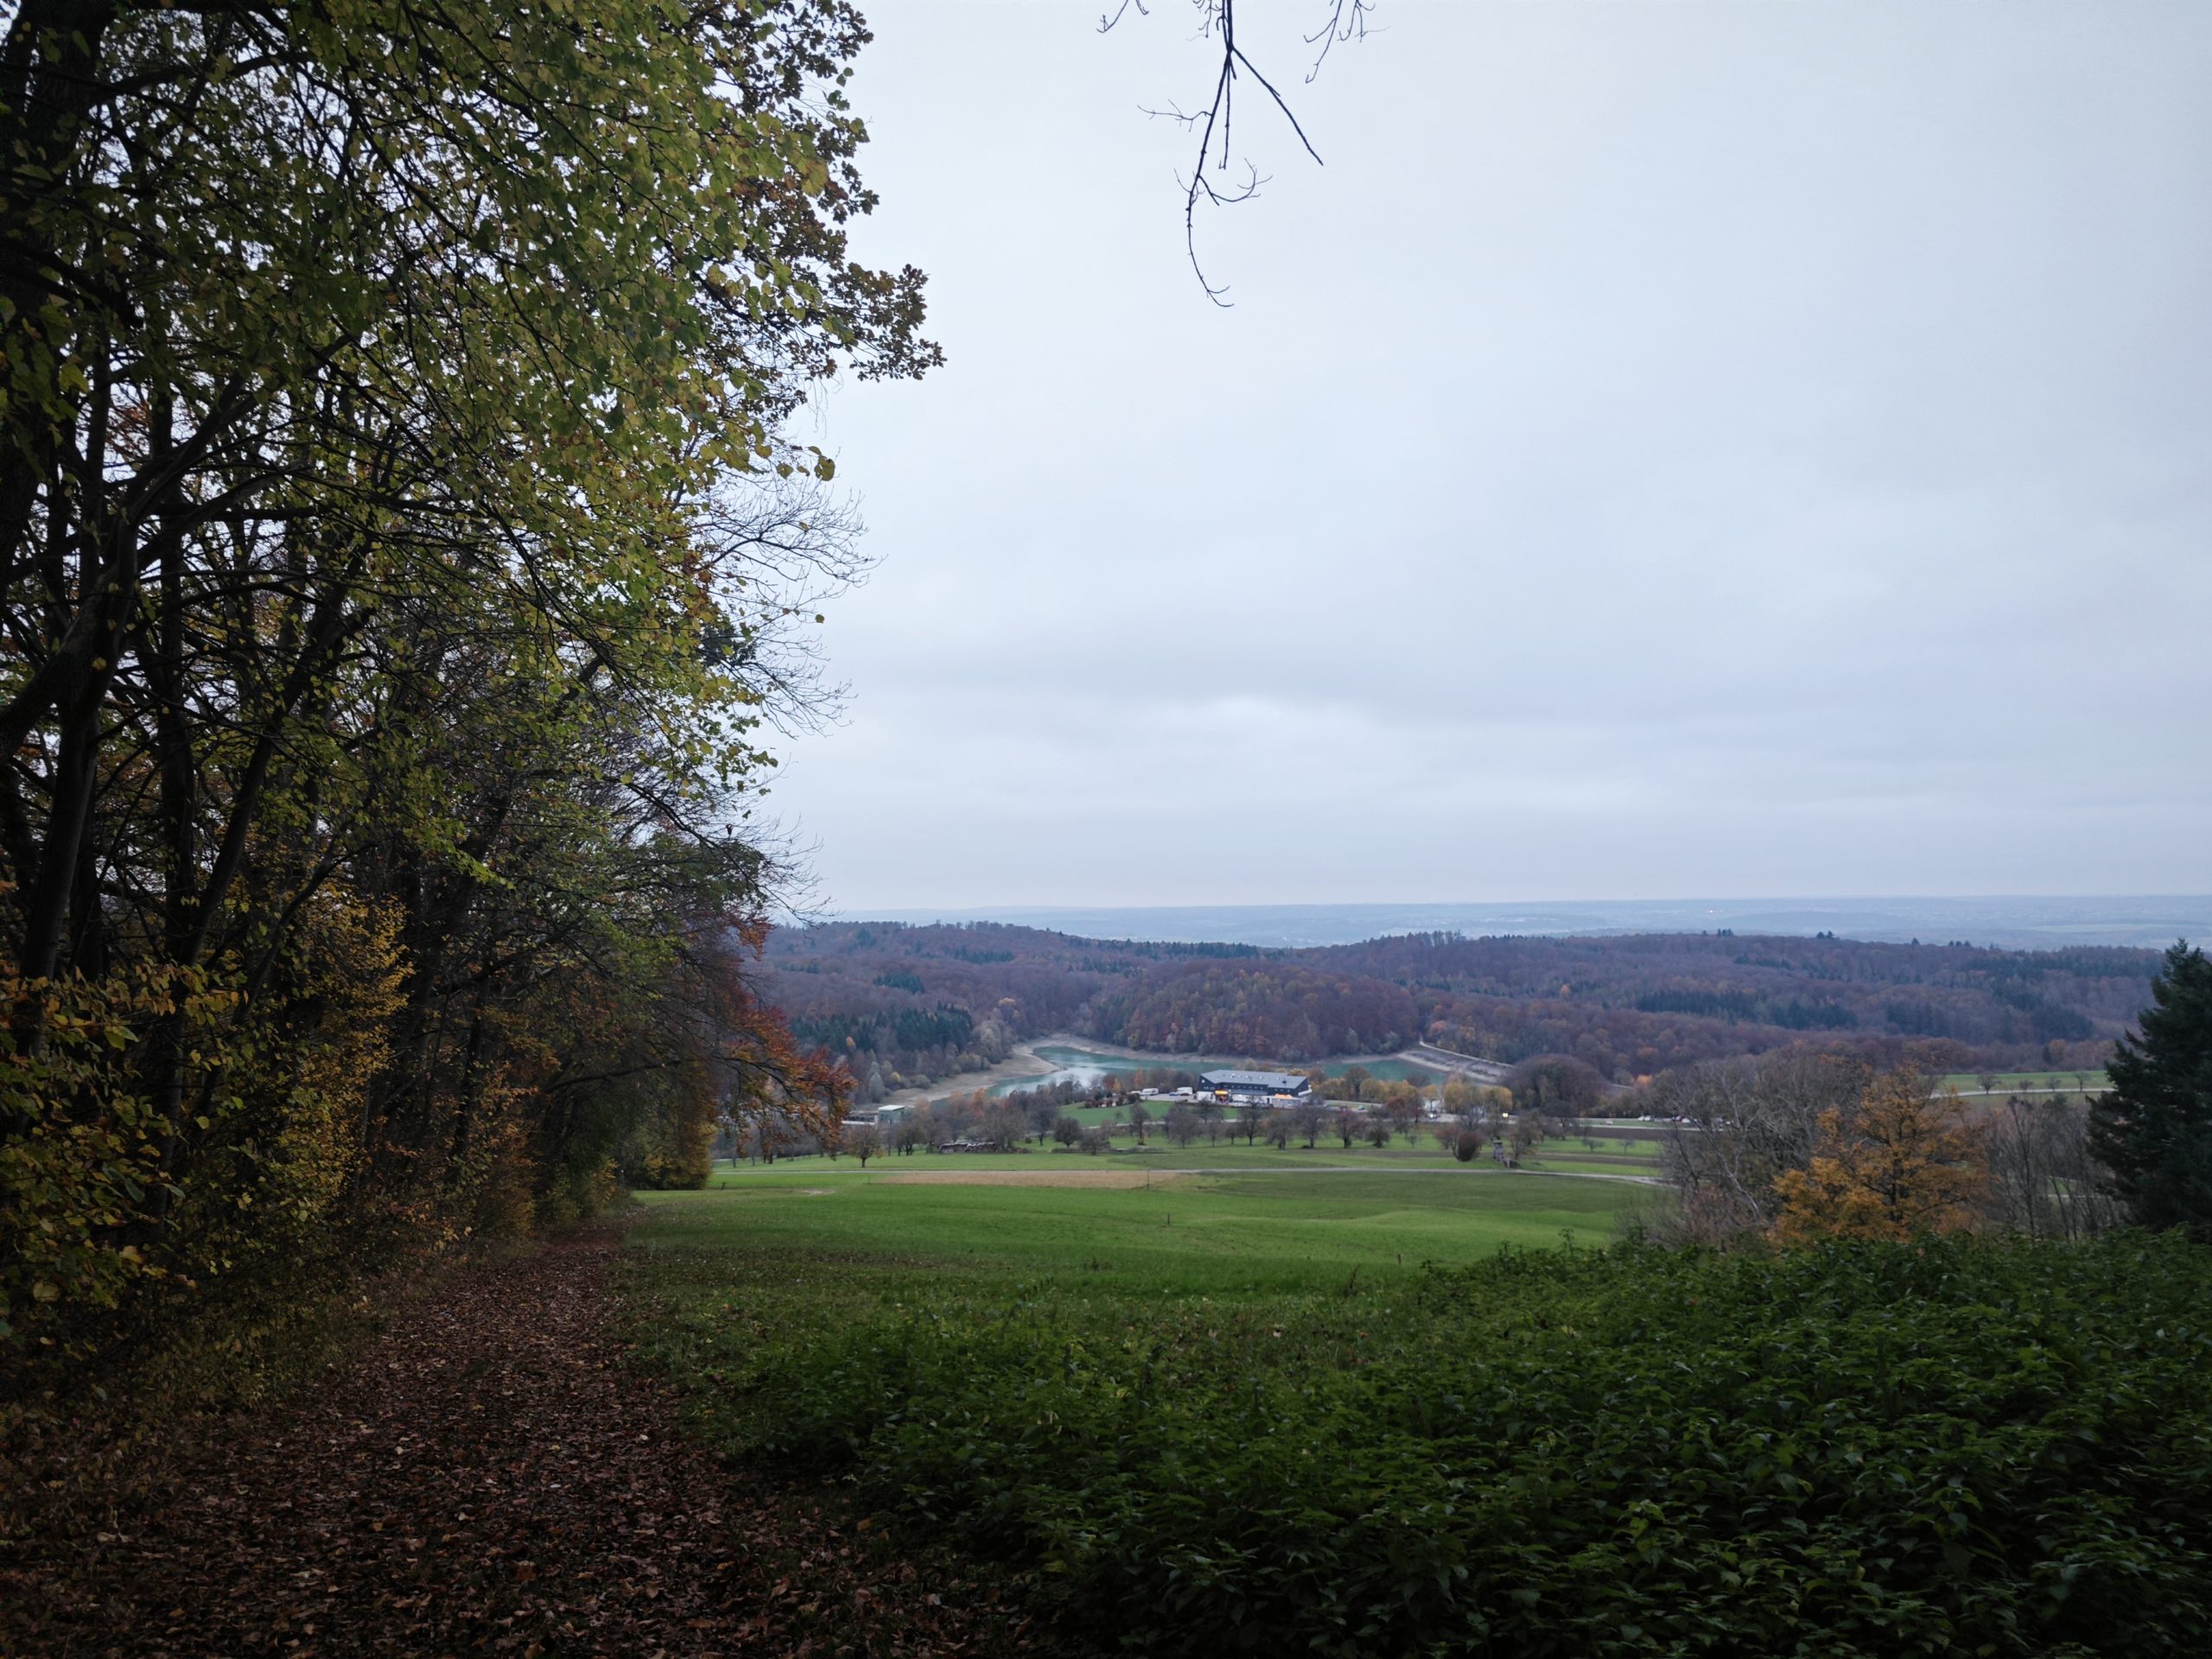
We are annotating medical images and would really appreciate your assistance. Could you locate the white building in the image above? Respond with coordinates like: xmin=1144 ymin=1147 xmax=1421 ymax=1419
xmin=1199 ymin=1069 xmax=1313 ymax=1104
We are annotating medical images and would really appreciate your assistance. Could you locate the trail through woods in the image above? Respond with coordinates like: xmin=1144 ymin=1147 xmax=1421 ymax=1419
xmin=3 ymin=1230 xmax=1041 ymax=1657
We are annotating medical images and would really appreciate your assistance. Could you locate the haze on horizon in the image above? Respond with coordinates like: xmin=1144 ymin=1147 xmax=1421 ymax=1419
xmin=773 ymin=1 xmax=2212 ymax=914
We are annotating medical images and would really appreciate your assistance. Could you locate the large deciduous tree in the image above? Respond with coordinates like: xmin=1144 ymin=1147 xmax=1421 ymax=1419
xmin=2089 ymin=942 xmax=2212 ymax=1242
xmin=1 ymin=0 xmax=931 ymax=1378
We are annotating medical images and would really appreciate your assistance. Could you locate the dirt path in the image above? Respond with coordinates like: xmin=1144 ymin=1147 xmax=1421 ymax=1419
xmin=3 ymin=1230 xmax=1039 ymax=1657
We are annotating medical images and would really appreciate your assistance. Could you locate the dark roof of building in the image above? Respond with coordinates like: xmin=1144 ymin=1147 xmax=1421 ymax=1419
xmin=1201 ymin=1069 xmax=1309 ymax=1090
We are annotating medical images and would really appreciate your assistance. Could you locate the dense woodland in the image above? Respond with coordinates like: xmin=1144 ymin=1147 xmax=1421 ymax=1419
xmin=761 ymin=920 xmax=2152 ymax=1084
xmin=0 ymin=1 xmax=922 ymax=1398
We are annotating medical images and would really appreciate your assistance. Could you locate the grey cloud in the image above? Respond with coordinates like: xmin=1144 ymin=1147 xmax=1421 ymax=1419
xmin=771 ymin=1 xmax=2212 ymax=912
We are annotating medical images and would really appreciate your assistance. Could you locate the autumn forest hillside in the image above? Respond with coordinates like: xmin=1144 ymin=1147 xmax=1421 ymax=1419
xmin=760 ymin=922 xmax=2155 ymax=1087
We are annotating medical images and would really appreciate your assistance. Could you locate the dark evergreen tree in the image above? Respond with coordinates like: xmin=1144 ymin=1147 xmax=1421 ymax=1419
xmin=2089 ymin=941 xmax=2212 ymax=1239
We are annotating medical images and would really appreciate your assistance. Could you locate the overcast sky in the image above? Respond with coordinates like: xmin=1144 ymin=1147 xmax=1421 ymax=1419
xmin=766 ymin=0 xmax=2212 ymax=915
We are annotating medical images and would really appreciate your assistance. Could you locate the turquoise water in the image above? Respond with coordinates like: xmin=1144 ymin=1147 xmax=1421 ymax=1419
xmin=986 ymin=1046 xmax=1439 ymax=1097
xmin=987 ymin=1045 xmax=1217 ymax=1097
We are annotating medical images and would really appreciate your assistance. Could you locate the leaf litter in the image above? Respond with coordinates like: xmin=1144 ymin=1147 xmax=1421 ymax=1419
xmin=1 ymin=1225 xmax=1057 ymax=1657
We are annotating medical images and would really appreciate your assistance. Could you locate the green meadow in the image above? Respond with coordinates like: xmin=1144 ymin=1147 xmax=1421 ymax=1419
xmin=1942 ymin=1068 xmax=2111 ymax=1095
xmin=640 ymin=1159 xmax=1643 ymax=1297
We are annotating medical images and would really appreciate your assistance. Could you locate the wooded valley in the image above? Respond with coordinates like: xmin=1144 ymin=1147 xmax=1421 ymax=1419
xmin=761 ymin=920 xmax=2149 ymax=1089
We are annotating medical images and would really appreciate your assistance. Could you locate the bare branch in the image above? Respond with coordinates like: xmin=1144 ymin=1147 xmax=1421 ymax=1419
xmin=1137 ymin=99 xmax=1206 ymax=129
xmin=1112 ymin=1 xmax=1367 ymax=303
xmin=1230 ymin=44 xmax=1322 ymax=167
xmin=1306 ymin=0 xmax=1377 ymax=83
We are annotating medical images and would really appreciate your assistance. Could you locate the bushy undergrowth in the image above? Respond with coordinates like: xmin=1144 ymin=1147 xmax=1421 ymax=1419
xmin=635 ymin=1231 xmax=2212 ymax=1657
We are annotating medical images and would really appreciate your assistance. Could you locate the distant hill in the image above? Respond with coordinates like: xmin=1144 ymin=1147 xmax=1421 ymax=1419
xmin=759 ymin=921 xmax=2157 ymax=1087
xmin=844 ymin=896 xmax=2212 ymax=951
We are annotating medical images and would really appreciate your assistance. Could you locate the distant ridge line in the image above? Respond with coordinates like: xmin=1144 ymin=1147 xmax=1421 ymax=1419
xmin=834 ymin=897 xmax=2209 ymax=954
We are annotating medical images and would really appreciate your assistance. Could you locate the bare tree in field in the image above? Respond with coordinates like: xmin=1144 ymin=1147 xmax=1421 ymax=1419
xmin=1027 ymin=1096 xmax=1062 ymax=1144
xmin=982 ymin=1102 xmax=1031 ymax=1150
xmin=845 ymin=1125 xmax=883 ymax=1168
xmin=1386 ymin=1095 xmax=1422 ymax=1142
xmin=1985 ymin=1095 xmax=2125 ymax=1240
xmin=1651 ymin=1052 xmax=1872 ymax=1243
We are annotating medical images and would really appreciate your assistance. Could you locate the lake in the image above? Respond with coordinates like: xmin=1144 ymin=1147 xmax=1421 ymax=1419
xmin=987 ymin=1045 xmax=1442 ymax=1098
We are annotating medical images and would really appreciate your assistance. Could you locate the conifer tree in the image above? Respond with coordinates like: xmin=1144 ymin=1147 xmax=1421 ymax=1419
xmin=2089 ymin=942 xmax=2212 ymax=1241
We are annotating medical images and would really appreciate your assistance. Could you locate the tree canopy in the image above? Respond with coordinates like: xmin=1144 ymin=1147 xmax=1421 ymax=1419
xmin=1771 ymin=1069 xmax=1986 ymax=1244
xmin=1 ymin=0 xmax=932 ymax=1382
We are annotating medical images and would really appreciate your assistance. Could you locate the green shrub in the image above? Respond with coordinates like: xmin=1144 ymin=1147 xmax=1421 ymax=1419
xmin=643 ymin=1234 xmax=2212 ymax=1657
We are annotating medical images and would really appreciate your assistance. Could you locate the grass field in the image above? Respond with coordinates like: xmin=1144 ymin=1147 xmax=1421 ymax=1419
xmin=623 ymin=1169 xmax=2212 ymax=1657
xmin=650 ymin=1158 xmax=1645 ymax=1298
xmin=1942 ymin=1068 xmax=2110 ymax=1095
xmin=730 ymin=1128 xmax=1666 ymax=1179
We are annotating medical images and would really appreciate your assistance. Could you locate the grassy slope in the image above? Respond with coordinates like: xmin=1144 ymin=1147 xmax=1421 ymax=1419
xmin=645 ymin=1163 xmax=1638 ymax=1297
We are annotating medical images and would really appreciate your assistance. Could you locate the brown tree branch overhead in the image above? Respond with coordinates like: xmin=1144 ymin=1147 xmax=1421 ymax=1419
xmin=1102 ymin=0 xmax=1371 ymax=303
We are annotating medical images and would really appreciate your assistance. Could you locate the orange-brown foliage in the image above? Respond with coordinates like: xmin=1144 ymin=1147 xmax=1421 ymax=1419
xmin=1772 ymin=1069 xmax=1988 ymax=1244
